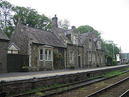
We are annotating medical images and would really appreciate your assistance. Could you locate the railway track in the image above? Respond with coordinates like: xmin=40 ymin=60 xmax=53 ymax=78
xmin=12 ymin=77 xmax=105 ymax=97
xmin=119 ymin=89 xmax=129 ymax=97
xmin=7 ymin=70 xmax=129 ymax=97
xmin=86 ymin=76 xmax=129 ymax=97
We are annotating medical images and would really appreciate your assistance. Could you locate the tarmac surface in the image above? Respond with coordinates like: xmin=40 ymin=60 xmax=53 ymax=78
xmin=0 ymin=64 xmax=128 ymax=82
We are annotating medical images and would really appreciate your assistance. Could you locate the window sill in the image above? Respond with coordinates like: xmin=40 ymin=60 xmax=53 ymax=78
xmin=39 ymin=60 xmax=53 ymax=61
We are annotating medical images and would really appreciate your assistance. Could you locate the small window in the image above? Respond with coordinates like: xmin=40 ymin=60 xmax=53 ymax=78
xmin=88 ymin=53 xmax=92 ymax=61
xmin=46 ymin=49 xmax=52 ymax=61
xmin=40 ymin=49 xmax=43 ymax=60
xmin=45 ymin=49 xmax=47 ymax=60
xmin=48 ymin=50 xmax=52 ymax=60
xmin=8 ymin=50 xmax=18 ymax=54
xmin=70 ymin=51 xmax=74 ymax=63
xmin=89 ymin=41 xmax=92 ymax=49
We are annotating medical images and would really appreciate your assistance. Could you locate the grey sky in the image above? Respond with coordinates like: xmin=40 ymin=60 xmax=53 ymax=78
xmin=7 ymin=0 xmax=129 ymax=53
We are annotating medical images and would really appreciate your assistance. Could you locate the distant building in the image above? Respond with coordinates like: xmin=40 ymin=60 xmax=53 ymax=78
xmin=120 ymin=53 xmax=129 ymax=64
xmin=0 ymin=30 xmax=9 ymax=73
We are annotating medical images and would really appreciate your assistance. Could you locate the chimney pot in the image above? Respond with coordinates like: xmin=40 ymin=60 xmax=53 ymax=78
xmin=52 ymin=15 xmax=58 ymax=28
xmin=72 ymin=26 xmax=76 ymax=29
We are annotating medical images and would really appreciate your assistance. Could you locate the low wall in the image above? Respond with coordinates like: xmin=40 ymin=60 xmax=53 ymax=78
xmin=0 ymin=65 xmax=129 ymax=96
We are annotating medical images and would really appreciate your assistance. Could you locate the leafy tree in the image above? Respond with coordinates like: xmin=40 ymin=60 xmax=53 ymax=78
xmin=0 ymin=0 xmax=52 ymax=37
xmin=0 ymin=0 xmax=14 ymax=37
xmin=102 ymin=41 xmax=120 ymax=65
xmin=77 ymin=25 xmax=100 ymax=36
xmin=12 ymin=6 xmax=51 ymax=31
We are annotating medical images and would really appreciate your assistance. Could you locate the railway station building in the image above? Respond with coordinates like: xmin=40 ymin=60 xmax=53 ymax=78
xmin=8 ymin=15 xmax=105 ymax=71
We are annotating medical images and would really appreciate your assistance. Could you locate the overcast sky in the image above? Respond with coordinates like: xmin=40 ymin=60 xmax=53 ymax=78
xmin=7 ymin=0 xmax=129 ymax=53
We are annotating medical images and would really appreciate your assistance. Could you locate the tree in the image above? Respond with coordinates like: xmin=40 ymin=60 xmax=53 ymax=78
xmin=12 ymin=6 xmax=51 ymax=31
xmin=102 ymin=41 xmax=120 ymax=65
xmin=0 ymin=0 xmax=52 ymax=37
xmin=0 ymin=0 xmax=14 ymax=37
xmin=77 ymin=25 xmax=100 ymax=36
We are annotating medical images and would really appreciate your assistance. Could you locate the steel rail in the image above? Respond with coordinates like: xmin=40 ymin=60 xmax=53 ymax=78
xmin=119 ymin=89 xmax=129 ymax=97
xmin=86 ymin=75 xmax=129 ymax=97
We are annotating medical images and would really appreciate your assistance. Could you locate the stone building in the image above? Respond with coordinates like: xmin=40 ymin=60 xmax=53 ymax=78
xmin=0 ymin=31 xmax=9 ymax=73
xmin=9 ymin=15 xmax=105 ymax=71
xmin=65 ymin=25 xmax=105 ymax=68
xmin=9 ymin=22 xmax=66 ymax=71
xmin=80 ymin=32 xmax=105 ymax=68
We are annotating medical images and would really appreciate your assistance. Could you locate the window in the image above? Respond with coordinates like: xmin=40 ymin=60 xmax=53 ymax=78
xmin=97 ymin=41 xmax=101 ymax=49
xmin=88 ymin=53 xmax=92 ymax=61
xmin=89 ymin=39 xmax=92 ymax=49
xmin=40 ymin=49 xmax=43 ymax=60
xmin=73 ymin=36 xmax=76 ymax=44
xmin=45 ymin=49 xmax=47 ymax=60
xmin=92 ymin=53 xmax=96 ymax=62
xmin=46 ymin=49 xmax=52 ymax=61
xmin=70 ymin=51 xmax=74 ymax=64
xmin=48 ymin=50 xmax=52 ymax=60
xmin=8 ymin=50 xmax=18 ymax=54
xmin=39 ymin=48 xmax=52 ymax=61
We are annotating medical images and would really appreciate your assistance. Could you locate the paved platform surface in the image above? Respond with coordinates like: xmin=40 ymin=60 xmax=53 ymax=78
xmin=0 ymin=64 xmax=128 ymax=82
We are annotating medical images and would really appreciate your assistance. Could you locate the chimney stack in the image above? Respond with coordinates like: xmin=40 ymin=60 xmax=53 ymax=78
xmin=71 ymin=26 xmax=76 ymax=30
xmin=52 ymin=15 xmax=58 ymax=28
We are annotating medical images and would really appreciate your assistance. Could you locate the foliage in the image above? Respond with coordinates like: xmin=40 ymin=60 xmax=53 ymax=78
xmin=35 ymin=92 xmax=44 ymax=96
xmin=102 ymin=41 xmax=120 ymax=65
xmin=0 ymin=0 xmax=13 ymax=37
xmin=102 ymin=41 xmax=120 ymax=59
xmin=53 ymin=51 xmax=64 ymax=65
xmin=0 ymin=0 xmax=51 ymax=37
xmin=12 ymin=6 xmax=51 ymax=31
xmin=21 ymin=64 xmax=29 ymax=72
xmin=77 ymin=25 xmax=100 ymax=36
xmin=103 ymin=70 xmax=123 ymax=78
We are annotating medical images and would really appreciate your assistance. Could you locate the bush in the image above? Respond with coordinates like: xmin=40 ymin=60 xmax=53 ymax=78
xmin=112 ymin=61 xmax=118 ymax=65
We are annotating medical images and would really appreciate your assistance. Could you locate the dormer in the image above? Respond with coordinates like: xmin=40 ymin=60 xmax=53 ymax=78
xmin=8 ymin=43 xmax=19 ymax=54
xmin=97 ymin=40 xmax=102 ymax=49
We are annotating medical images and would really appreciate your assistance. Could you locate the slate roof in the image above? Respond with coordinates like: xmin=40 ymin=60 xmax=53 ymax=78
xmin=51 ymin=27 xmax=70 ymax=45
xmin=0 ymin=30 xmax=9 ymax=40
xmin=11 ymin=24 xmax=66 ymax=49
xmin=79 ymin=32 xmax=100 ymax=44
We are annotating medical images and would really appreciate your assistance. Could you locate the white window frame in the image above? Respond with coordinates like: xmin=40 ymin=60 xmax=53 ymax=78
xmin=39 ymin=48 xmax=53 ymax=61
xmin=97 ymin=41 xmax=101 ymax=49
xmin=88 ymin=52 xmax=92 ymax=61
xmin=70 ymin=51 xmax=74 ymax=64
xmin=8 ymin=50 xmax=19 ymax=54
xmin=39 ymin=49 xmax=44 ymax=61
xmin=89 ymin=41 xmax=92 ymax=49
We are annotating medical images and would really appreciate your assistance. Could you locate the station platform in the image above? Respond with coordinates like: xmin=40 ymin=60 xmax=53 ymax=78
xmin=0 ymin=64 xmax=129 ymax=82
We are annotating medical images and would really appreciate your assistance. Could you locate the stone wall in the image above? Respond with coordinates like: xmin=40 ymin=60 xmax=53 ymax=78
xmin=31 ymin=44 xmax=66 ymax=70
xmin=0 ymin=40 xmax=8 ymax=73
xmin=66 ymin=44 xmax=84 ymax=69
xmin=31 ymin=44 xmax=53 ymax=71
xmin=53 ymin=48 xmax=65 ymax=69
